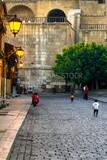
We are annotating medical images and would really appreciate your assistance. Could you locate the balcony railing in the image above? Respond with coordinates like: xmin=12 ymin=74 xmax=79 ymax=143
xmin=80 ymin=24 xmax=107 ymax=30
xmin=20 ymin=16 xmax=68 ymax=24
xmin=80 ymin=0 xmax=105 ymax=3
xmin=81 ymin=0 xmax=98 ymax=1
xmin=47 ymin=17 xmax=67 ymax=22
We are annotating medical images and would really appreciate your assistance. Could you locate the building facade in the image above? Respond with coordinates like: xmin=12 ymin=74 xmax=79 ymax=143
xmin=2 ymin=0 xmax=107 ymax=92
xmin=0 ymin=2 xmax=7 ymax=97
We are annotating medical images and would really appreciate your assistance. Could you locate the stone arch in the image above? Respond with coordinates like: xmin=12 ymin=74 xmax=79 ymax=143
xmin=7 ymin=5 xmax=35 ymax=22
xmin=47 ymin=9 xmax=66 ymax=22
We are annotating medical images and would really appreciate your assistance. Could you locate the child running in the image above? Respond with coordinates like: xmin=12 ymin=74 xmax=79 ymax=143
xmin=92 ymin=99 xmax=99 ymax=117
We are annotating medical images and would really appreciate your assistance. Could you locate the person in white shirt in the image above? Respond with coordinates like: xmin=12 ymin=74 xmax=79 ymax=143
xmin=92 ymin=99 xmax=99 ymax=117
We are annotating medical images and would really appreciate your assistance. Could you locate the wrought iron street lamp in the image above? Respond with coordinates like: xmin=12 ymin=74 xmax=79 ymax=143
xmin=16 ymin=47 xmax=24 ymax=58
xmin=16 ymin=47 xmax=24 ymax=69
xmin=1 ymin=14 xmax=22 ymax=107
xmin=18 ymin=61 xmax=23 ymax=68
xmin=9 ymin=14 xmax=22 ymax=37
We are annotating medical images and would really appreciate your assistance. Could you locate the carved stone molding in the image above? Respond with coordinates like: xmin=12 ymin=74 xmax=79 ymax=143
xmin=1 ymin=0 xmax=37 ymax=3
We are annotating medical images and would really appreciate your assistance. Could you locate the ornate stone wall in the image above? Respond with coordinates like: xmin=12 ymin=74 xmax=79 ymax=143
xmin=79 ymin=1 xmax=105 ymax=16
xmin=3 ymin=0 xmax=107 ymax=92
xmin=6 ymin=0 xmax=78 ymax=17
xmin=5 ymin=21 xmax=75 ymax=92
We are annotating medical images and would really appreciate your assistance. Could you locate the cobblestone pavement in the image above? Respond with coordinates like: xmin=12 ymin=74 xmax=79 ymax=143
xmin=7 ymin=95 xmax=107 ymax=160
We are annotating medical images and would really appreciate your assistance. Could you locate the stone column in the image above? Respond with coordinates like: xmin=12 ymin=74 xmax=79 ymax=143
xmin=106 ymin=0 xmax=107 ymax=15
xmin=75 ymin=13 xmax=81 ymax=43
xmin=67 ymin=9 xmax=81 ymax=43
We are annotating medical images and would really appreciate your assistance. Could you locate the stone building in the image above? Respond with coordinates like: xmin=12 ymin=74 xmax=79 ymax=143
xmin=0 ymin=2 xmax=7 ymax=97
xmin=2 ymin=0 xmax=107 ymax=93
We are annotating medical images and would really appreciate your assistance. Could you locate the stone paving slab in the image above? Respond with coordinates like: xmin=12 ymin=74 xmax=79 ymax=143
xmin=7 ymin=95 xmax=107 ymax=160
xmin=0 ymin=93 xmax=106 ymax=160
xmin=0 ymin=96 xmax=31 ymax=160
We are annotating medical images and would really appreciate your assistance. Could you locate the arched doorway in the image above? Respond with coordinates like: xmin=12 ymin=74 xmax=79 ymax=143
xmin=47 ymin=9 xmax=66 ymax=22
xmin=8 ymin=5 xmax=35 ymax=22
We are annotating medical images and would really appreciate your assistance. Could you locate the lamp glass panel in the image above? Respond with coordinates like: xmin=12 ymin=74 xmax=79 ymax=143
xmin=16 ymin=49 xmax=24 ymax=58
xmin=9 ymin=21 xmax=21 ymax=34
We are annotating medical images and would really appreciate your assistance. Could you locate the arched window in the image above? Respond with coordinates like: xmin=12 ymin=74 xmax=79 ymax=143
xmin=47 ymin=9 xmax=66 ymax=22
xmin=8 ymin=5 xmax=35 ymax=22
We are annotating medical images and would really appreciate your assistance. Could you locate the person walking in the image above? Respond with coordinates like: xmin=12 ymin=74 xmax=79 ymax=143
xmin=70 ymin=86 xmax=75 ymax=102
xmin=70 ymin=94 xmax=74 ymax=102
xmin=92 ymin=99 xmax=99 ymax=117
xmin=83 ymin=85 xmax=89 ymax=100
